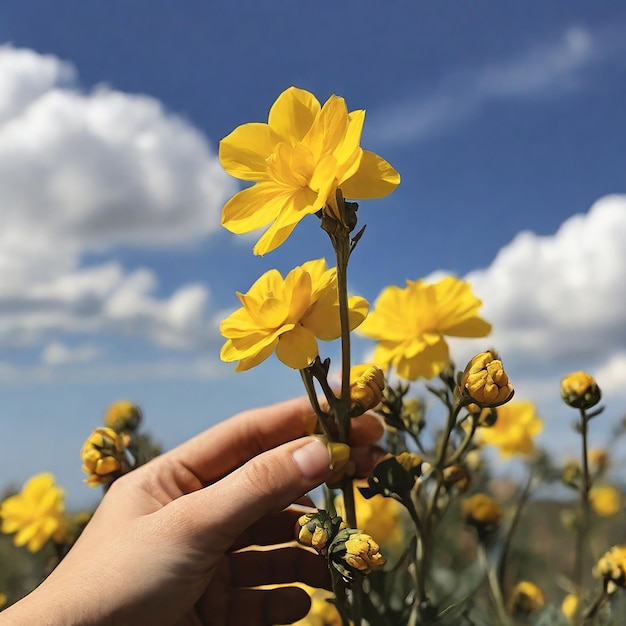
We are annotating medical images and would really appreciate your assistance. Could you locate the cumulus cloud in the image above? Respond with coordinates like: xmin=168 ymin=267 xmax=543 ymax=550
xmin=439 ymin=195 xmax=626 ymax=454
xmin=0 ymin=46 xmax=236 ymax=363
xmin=369 ymin=26 xmax=613 ymax=145
xmin=461 ymin=195 xmax=626 ymax=372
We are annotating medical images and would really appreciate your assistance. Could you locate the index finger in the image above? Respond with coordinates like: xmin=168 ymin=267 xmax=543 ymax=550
xmin=165 ymin=396 xmax=314 ymax=489
xmin=162 ymin=396 xmax=384 ymax=493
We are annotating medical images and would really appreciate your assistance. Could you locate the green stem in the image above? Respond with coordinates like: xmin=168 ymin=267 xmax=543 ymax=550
xmin=574 ymin=408 xmax=591 ymax=593
xmin=576 ymin=585 xmax=610 ymax=625
xmin=497 ymin=469 xmax=533 ymax=598
xmin=324 ymin=199 xmax=362 ymax=625
xmin=415 ymin=398 xmax=466 ymax=619
xmin=478 ymin=544 xmax=512 ymax=626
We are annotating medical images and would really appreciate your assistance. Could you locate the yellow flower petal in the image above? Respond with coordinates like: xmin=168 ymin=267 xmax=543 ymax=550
xmin=341 ymin=150 xmax=401 ymax=199
xmin=395 ymin=338 xmax=450 ymax=380
xmin=276 ymin=325 xmax=319 ymax=369
xmin=252 ymin=186 xmax=319 ymax=255
xmin=268 ymin=86 xmax=320 ymax=143
xmin=219 ymin=123 xmax=277 ymax=181
xmin=221 ymin=182 xmax=291 ymax=234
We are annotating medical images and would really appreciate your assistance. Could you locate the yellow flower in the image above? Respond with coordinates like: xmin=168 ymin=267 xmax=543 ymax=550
xmin=0 ymin=593 xmax=6 ymax=609
xmin=595 ymin=545 xmax=626 ymax=587
xmin=461 ymin=351 xmax=514 ymax=408
xmin=220 ymin=86 xmax=400 ymax=255
xmin=0 ymin=473 xmax=66 ymax=553
xmin=561 ymin=371 xmax=601 ymax=410
xmin=561 ymin=594 xmax=579 ymax=622
xmin=357 ymin=276 xmax=491 ymax=380
xmin=349 ymin=364 xmax=385 ymax=415
xmin=291 ymin=585 xmax=343 ymax=626
xmin=510 ymin=581 xmax=545 ymax=614
xmin=80 ymin=427 xmax=130 ymax=487
xmin=335 ymin=488 xmax=405 ymax=549
xmin=477 ymin=401 xmax=543 ymax=458
xmin=103 ymin=400 xmax=142 ymax=432
xmin=590 ymin=485 xmax=621 ymax=517
xmin=220 ymin=258 xmax=368 ymax=371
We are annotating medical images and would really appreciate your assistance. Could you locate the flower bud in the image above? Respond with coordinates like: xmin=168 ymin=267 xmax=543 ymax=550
xmin=296 ymin=510 xmax=344 ymax=555
xmin=590 ymin=485 xmax=621 ymax=517
xmin=595 ymin=545 xmax=626 ymax=588
xmin=561 ymin=371 xmax=601 ymax=410
xmin=350 ymin=365 xmax=385 ymax=415
xmin=328 ymin=528 xmax=386 ymax=580
xmin=104 ymin=400 xmax=142 ymax=432
xmin=395 ymin=452 xmax=424 ymax=478
xmin=561 ymin=459 xmax=582 ymax=489
xmin=80 ymin=427 xmax=130 ymax=487
xmin=588 ymin=448 xmax=609 ymax=474
xmin=510 ymin=581 xmax=545 ymax=615
xmin=401 ymin=397 xmax=425 ymax=432
xmin=460 ymin=351 xmax=514 ymax=408
xmin=561 ymin=594 xmax=579 ymax=622
xmin=468 ymin=403 xmax=497 ymax=427
xmin=443 ymin=463 xmax=470 ymax=492
xmin=461 ymin=493 xmax=501 ymax=541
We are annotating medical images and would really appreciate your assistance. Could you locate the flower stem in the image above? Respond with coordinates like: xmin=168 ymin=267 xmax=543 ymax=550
xmin=415 ymin=397 xmax=466 ymax=619
xmin=573 ymin=407 xmax=591 ymax=593
xmin=497 ymin=469 xmax=533 ymax=597
xmin=323 ymin=199 xmax=362 ymax=625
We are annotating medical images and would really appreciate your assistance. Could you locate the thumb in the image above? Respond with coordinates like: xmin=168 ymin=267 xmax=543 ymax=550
xmin=175 ymin=437 xmax=343 ymax=548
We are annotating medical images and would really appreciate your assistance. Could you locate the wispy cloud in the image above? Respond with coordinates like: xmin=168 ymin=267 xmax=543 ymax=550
xmin=368 ymin=26 xmax=615 ymax=145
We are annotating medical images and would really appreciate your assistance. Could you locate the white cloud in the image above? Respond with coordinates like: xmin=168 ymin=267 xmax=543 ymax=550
xmin=0 ymin=46 xmax=236 ymax=362
xmin=460 ymin=195 xmax=626 ymax=372
xmin=41 ymin=341 xmax=102 ymax=365
xmin=439 ymin=195 xmax=626 ymax=454
xmin=369 ymin=26 xmax=611 ymax=145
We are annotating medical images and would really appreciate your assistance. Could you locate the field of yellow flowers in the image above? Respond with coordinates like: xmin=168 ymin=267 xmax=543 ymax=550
xmin=1 ymin=87 xmax=625 ymax=625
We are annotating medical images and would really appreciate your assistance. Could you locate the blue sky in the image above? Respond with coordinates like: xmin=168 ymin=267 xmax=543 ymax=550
xmin=1 ymin=1 xmax=626 ymax=507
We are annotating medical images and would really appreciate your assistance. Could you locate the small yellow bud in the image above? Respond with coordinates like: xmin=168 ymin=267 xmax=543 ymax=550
xmin=590 ymin=485 xmax=621 ymax=517
xmin=561 ymin=593 xmax=579 ymax=622
xmin=443 ymin=463 xmax=470 ymax=492
xmin=461 ymin=493 xmax=501 ymax=540
xmin=510 ymin=581 xmax=545 ymax=614
xmin=561 ymin=459 xmax=582 ymax=489
xmin=295 ymin=510 xmax=344 ymax=555
xmin=560 ymin=371 xmax=601 ymax=410
xmin=350 ymin=365 xmax=385 ymax=415
xmin=595 ymin=545 xmax=626 ymax=587
xmin=344 ymin=533 xmax=386 ymax=572
xmin=460 ymin=351 xmax=514 ymax=407
xmin=80 ymin=427 xmax=130 ymax=487
xmin=588 ymin=448 xmax=609 ymax=474
xmin=103 ymin=400 xmax=143 ymax=432
xmin=395 ymin=452 xmax=424 ymax=477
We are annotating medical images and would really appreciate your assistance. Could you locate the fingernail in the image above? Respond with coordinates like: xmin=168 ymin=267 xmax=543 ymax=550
xmin=327 ymin=442 xmax=350 ymax=471
xmin=292 ymin=438 xmax=331 ymax=480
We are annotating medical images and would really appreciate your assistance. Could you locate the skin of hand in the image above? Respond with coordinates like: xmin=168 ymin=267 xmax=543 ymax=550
xmin=2 ymin=396 xmax=383 ymax=626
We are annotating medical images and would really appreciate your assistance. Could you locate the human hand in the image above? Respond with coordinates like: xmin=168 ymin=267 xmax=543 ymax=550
xmin=3 ymin=397 xmax=383 ymax=625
